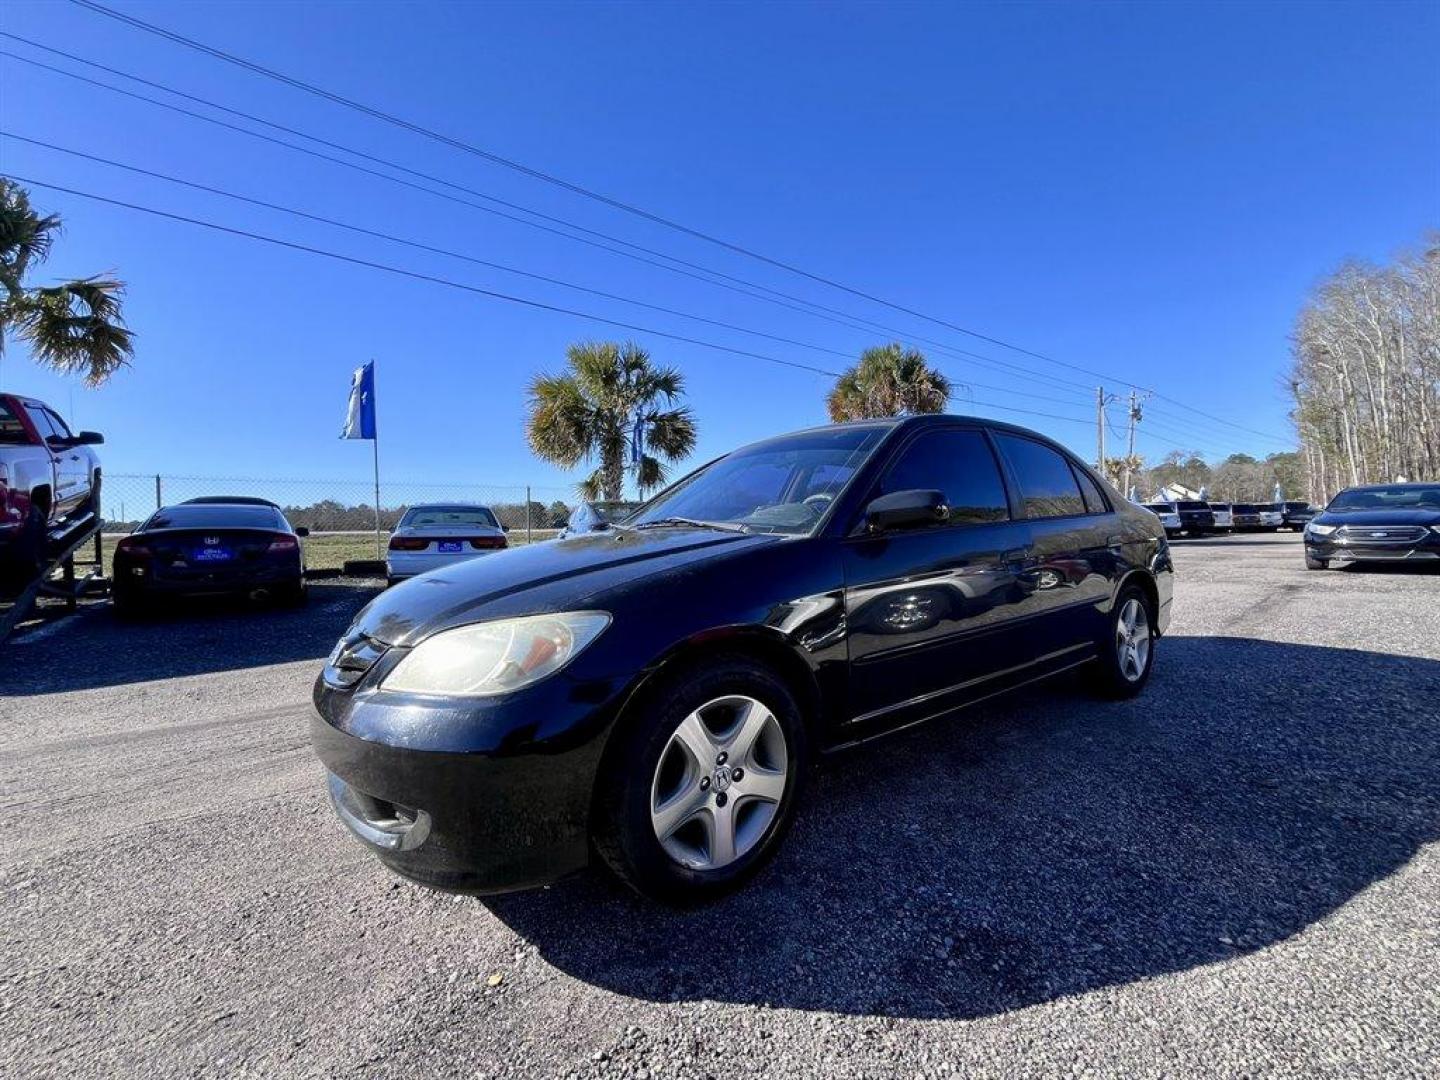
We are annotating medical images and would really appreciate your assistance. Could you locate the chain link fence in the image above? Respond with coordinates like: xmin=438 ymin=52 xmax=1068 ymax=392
xmin=102 ymin=473 xmax=578 ymax=573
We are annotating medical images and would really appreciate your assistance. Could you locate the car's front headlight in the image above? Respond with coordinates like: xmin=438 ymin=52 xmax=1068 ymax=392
xmin=1306 ymin=523 xmax=1337 ymax=536
xmin=381 ymin=611 xmax=611 ymax=697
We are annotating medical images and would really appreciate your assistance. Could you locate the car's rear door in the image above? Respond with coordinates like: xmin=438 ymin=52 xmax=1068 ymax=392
xmin=839 ymin=425 xmax=1032 ymax=730
xmin=990 ymin=432 xmax=1117 ymax=658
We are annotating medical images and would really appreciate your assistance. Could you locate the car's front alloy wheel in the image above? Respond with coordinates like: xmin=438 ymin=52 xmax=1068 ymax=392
xmin=595 ymin=656 xmax=807 ymax=904
xmin=649 ymin=694 xmax=789 ymax=872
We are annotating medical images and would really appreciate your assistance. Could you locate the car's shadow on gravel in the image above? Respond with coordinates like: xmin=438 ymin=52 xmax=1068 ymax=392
xmin=486 ymin=635 xmax=1440 ymax=1020
xmin=1 ymin=580 xmax=380 ymax=695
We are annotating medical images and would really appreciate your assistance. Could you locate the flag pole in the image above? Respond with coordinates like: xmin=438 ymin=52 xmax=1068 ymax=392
xmin=372 ymin=433 xmax=382 ymax=560
xmin=370 ymin=359 xmax=382 ymax=560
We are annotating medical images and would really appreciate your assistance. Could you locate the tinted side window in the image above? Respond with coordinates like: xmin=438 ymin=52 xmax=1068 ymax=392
xmin=1072 ymin=465 xmax=1109 ymax=514
xmin=878 ymin=429 xmax=1009 ymax=525
xmin=44 ymin=408 xmax=74 ymax=438
xmin=995 ymin=434 xmax=1086 ymax=519
xmin=24 ymin=405 xmax=57 ymax=440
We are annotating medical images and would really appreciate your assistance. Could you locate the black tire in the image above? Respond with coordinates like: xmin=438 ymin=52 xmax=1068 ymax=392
xmin=1089 ymin=582 xmax=1157 ymax=699
xmin=111 ymin=587 xmax=149 ymax=618
xmin=83 ymin=472 xmax=102 ymax=520
xmin=1305 ymin=555 xmax=1329 ymax=570
xmin=594 ymin=655 xmax=810 ymax=905
xmin=275 ymin=578 xmax=308 ymax=607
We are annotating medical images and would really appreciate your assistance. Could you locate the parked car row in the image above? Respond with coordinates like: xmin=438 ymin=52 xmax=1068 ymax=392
xmin=1139 ymin=498 xmax=1316 ymax=538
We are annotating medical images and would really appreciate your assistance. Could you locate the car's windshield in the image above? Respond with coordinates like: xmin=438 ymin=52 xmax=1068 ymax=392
xmin=1328 ymin=485 xmax=1440 ymax=511
xmin=1285 ymin=502 xmax=1311 ymax=511
xmin=400 ymin=506 xmax=499 ymax=528
xmin=628 ymin=424 xmax=889 ymax=535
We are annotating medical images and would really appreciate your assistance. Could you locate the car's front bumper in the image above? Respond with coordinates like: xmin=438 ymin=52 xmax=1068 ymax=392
xmin=309 ymin=662 xmax=629 ymax=893
xmin=1306 ymin=532 xmax=1440 ymax=564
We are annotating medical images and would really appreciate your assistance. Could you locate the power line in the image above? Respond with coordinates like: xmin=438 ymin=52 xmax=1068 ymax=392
xmin=3 ymin=170 xmax=1222 ymax=455
xmin=0 ymin=41 xmax=1101 ymax=400
xmin=0 ymin=131 xmax=867 ymax=364
xmin=3 ymin=173 xmax=849 ymax=379
xmin=61 ymin=0 xmax=1296 ymax=446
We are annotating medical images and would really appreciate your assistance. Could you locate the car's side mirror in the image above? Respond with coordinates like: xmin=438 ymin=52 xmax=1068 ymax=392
xmin=76 ymin=430 xmax=105 ymax=445
xmin=294 ymin=526 xmax=310 ymax=537
xmin=865 ymin=489 xmax=948 ymax=532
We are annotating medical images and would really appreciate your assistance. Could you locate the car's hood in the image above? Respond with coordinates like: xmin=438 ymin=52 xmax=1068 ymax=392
xmin=1315 ymin=508 xmax=1440 ymax=527
xmin=353 ymin=526 xmax=778 ymax=646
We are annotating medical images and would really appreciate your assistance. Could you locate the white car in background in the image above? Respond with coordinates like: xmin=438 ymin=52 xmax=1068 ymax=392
xmin=1208 ymin=502 xmax=1234 ymax=531
xmin=386 ymin=503 xmax=508 ymax=586
xmin=1141 ymin=501 xmax=1182 ymax=538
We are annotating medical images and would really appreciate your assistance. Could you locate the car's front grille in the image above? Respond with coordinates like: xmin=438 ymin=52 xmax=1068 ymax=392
xmin=1336 ymin=525 xmax=1428 ymax=545
xmin=324 ymin=633 xmax=388 ymax=688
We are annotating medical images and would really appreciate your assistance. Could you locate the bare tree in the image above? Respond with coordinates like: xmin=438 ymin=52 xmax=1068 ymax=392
xmin=1290 ymin=234 xmax=1440 ymax=500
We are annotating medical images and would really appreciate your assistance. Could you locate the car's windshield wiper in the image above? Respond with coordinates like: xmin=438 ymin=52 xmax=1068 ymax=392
xmin=632 ymin=516 xmax=750 ymax=533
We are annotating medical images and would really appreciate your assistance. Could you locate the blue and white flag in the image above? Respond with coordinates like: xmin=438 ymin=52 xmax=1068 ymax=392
xmin=341 ymin=361 xmax=377 ymax=440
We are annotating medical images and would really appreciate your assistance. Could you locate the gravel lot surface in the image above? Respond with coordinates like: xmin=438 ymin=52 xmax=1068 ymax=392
xmin=3 ymin=533 xmax=1437 ymax=1079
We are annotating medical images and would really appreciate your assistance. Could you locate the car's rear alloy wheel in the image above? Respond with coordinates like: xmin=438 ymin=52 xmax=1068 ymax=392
xmin=1115 ymin=597 xmax=1152 ymax=683
xmin=595 ymin=656 xmax=807 ymax=904
xmin=649 ymin=695 xmax=789 ymax=872
xmin=1091 ymin=584 xmax=1156 ymax=698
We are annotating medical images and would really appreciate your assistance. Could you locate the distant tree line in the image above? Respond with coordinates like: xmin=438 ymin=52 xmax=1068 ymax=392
xmin=1290 ymin=234 xmax=1440 ymax=500
xmin=279 ymin=499 xmax=573 ymax=533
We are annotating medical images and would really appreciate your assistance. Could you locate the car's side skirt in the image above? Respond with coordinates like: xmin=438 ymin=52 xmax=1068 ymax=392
xmin=827 ymin=642 xmax=1097 ymax=752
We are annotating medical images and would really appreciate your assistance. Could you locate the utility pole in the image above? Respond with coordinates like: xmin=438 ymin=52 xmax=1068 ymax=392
xmin=1122 ymin=390 xmax=1139 ymax=497
xmin=1096 ymin=386 xmax=1107 ymax=472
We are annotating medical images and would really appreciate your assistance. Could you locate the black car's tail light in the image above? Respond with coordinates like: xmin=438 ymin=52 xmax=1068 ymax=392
xmin=114 ymin=536 xmax=152 ymax=558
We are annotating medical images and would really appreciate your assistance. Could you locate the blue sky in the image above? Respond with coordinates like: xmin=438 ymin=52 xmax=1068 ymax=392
xmin=1 ymin=0 xmax=1437 ymax=499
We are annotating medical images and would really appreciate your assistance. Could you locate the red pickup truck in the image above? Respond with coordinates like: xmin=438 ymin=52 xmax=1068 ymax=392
xmin=1 ymin=392 xmax=104 ymax=584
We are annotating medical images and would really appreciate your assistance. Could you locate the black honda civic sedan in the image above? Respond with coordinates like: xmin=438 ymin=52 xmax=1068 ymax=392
xmin=1303 ymin=482 xmax=1440 ymax=569
xmin=311 ymin=416 xmax=1173 ymax=903
xmin=112 ymin=501 xmax=308 ymax=612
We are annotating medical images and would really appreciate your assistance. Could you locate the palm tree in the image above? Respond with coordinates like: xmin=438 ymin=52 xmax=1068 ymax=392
xmin=526 ymin=341 xmax=698 ymax=500
xmin=827 ymin=343 xmax=953 ymax=421
xmin=0 ymin=179 xmax=134 ymax=387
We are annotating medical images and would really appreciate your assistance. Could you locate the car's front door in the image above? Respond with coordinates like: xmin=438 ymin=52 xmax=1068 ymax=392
xmin=23 ymin=404 xmax=80 ymax=515
xmin=839 ymin=426 xmax=1033 ymax=732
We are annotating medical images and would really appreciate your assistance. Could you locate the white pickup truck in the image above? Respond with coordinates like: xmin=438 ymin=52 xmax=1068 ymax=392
xmin=0 ymin=392 xmax=104 ymax=583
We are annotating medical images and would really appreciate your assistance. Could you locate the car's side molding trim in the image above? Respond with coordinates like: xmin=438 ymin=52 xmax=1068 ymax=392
xmin=827 ymin=652 xmax=1098 ymax=753
xmin=844 ymin=640 xmax=1095 ymax=728
xmin=850 ymin=596 xmax=1102 ymax=667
